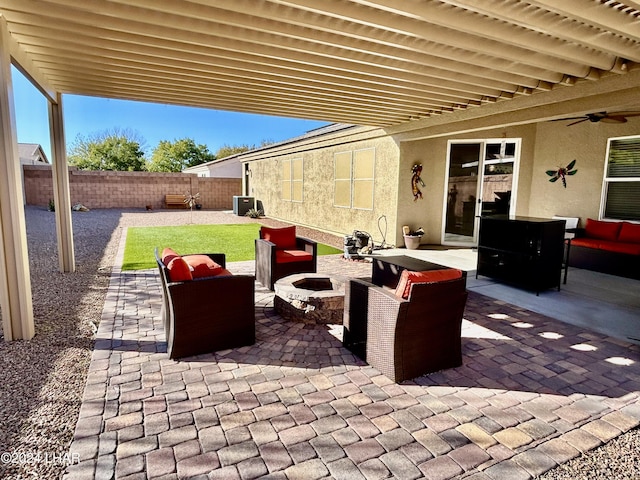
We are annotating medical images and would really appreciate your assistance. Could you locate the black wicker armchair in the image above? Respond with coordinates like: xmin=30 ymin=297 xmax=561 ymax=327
xmin=343 ymin=275 xmax=468 ymax=382
xmin=255 ymin=225 xmax=317 ymax=290
xmin=155 ymin=248 xmax=255 ymax=359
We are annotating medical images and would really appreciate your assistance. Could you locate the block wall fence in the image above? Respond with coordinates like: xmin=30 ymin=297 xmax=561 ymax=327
xmin=22 ymin=165 xmax=242 ymax=210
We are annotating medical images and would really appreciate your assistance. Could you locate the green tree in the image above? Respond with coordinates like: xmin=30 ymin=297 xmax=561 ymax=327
xmin=147 ymin=138 xmax=216 ymax=172
xmin=68 ymin=129 xmax=147 ymax=171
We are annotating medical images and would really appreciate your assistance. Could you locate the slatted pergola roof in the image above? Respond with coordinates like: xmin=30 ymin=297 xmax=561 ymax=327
xmin=1 ymin=0 xmax=639 ymax=127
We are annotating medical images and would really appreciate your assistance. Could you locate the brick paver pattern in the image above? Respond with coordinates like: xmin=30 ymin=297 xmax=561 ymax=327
xmin=64 ymin=250 xmax=640 ymax=480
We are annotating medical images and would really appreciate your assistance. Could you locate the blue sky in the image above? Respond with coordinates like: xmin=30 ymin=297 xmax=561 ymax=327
xmin=11 ymin=67 xmax=329 ymax=160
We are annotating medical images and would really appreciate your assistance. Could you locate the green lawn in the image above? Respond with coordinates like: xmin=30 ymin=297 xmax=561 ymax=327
xmin=122 ymin=223 xmax=342 ymax=270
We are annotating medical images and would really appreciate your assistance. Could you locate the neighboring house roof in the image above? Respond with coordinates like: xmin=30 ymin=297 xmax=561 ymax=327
xmin=18 ymin=143 xmax=49 ymax=165
xmin=229 ymin=123 xmax=357 ymax=162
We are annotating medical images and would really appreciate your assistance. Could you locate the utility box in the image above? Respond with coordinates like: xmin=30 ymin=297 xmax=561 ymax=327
xmin=233 ymin=196 xmax=255 ymax=216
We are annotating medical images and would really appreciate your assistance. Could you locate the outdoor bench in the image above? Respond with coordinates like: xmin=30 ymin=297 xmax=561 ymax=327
xmin=165 ymin=194 xmax=187 ymax=209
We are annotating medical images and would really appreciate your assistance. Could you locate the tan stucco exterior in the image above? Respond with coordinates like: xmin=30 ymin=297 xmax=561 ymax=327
xmin=245 ymin=126 xmax=401 ymax=245
xmin=243 ymin=115 xmax=640 ymax=249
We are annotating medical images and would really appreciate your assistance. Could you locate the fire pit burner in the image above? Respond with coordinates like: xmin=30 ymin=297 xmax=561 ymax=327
xmin=274 ymin=273 xmax=345 ymax=324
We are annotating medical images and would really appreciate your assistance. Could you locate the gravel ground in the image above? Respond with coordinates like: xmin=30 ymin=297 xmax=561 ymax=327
xmin=0 ymin=206 xmax=637 ymax=479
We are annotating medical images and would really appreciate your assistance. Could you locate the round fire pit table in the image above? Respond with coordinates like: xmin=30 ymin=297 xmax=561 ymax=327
xmin=274 ymin=273 xmax=346 ymax=325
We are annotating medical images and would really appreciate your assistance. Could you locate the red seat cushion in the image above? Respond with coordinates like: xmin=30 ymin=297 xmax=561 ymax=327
xmin=275 ymin=250 xmax=313 ymax=264
xmin=571 ymin=238 xmax=602 ymax=249
xmin=585 ymin=218 xmax=621 ymax=241
xmin=618 ymin=222 xmax=640 ymax=244
xmin=166 ymin=256 xmax=193 ymax=282
xmin=395 ymin=268 xmax=463 ymax=299
xmin=161 ymin=247 xmax=179 ymax=266
xmin=261 ymin=226 xmax=297 ymax=249
xmin=182 ymin=254 xmax=224 ymax=278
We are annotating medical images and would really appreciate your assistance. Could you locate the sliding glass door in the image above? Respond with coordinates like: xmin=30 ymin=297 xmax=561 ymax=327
xmin=442 ymin=139 xmax=520 ymax=246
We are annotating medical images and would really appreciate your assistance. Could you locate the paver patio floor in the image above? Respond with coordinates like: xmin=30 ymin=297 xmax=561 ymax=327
xmin=64 ymin=245 xmax=640 ymax=480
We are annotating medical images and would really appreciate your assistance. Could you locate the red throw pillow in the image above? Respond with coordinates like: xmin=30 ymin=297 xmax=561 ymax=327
xmin=618 ymin=222 xmax=640 ymax=244
xmin=182 ymin=254 xmax=224 ymax=278
xmin=261 ymin=226 xmax=297 ymax=249
xmin=584 ymin=219 xmax=621 ymax=241
xmin=167 ymin=256 xmax=193 ymax=282
xmin=161 ymin=247 xmax=179 ymax=266
xmin=395 ymin=268 xmax=463 ymax=299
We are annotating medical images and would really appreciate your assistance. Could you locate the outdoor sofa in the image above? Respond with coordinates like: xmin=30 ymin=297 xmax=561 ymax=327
xmin=568 ymin=219 xmax=640 ymax=280
xmin=155 ymin=248 xmax=255 ymax=359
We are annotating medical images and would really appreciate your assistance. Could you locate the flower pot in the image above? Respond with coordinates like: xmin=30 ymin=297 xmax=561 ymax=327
xmin=404 ymin=235 xmax=422 ymax=250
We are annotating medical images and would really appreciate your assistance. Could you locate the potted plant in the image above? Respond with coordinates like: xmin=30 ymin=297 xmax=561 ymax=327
xmin=402 ymin=226 xmax=424 ymax=250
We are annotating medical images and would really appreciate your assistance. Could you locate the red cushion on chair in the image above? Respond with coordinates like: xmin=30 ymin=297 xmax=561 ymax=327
xmin=395 ymin=269 xmax=463 ymax=299
xmin=167 ymin=256 xmax=193 ymax=282
xmin=261 ymin=226 xmax=297 ymax=249
xmin=618 ymin=222 xmax=640 ymax=244
xmin=182 ymin=254 xmax=224 ymax=278
xmin=585 ymin=219 xmax=621 ymax=241
xmin=275 ymin=250 xmax=314 ymax=264
xmin=161 ymin=247 xmax=179 ymax=266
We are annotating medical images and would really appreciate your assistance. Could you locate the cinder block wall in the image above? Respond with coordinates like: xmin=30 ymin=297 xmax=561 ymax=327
xmin=23 ymin=166 xmax=241 ymax=210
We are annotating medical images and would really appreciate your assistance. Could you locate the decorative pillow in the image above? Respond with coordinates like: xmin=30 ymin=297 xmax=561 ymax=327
xmin=261 ymin=226 xmax=297 ymax=249
xmin=584 ymin=218 xmax=621 ymax=241
xmin=161 ymin=247 xmax=179 ymax=266
xmin=182 ymin=254 xmax=224 ymax=278
xmin=618 ymin=222 xmax=640 ymax=244
xmin=167 ymin=256 xmax=193 ymax=282
xmin=394 ymin=268 xmax=463 ymax=299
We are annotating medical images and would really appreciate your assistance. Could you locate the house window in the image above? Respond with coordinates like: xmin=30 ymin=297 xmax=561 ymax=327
xmin=602 ymin=136 xmax=640 ymax=221
xmin=282 ymin=157 xmax=303 ymax=202
xmin=334 ymin=152 xmax=352 ymax=207
xmin=334 ymin=148 xmax=375 ymax=210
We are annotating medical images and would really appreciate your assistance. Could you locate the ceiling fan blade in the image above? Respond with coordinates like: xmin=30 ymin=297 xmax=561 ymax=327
xmin=550 ymin=116 xmax=585 ymax=122
xmin=608 ymin=111 xmax=640 ymax=118
xmin=566 ymin=118 xmax=589 ymax=126
xmin=601 ymin=116 xmax=628 ymax=123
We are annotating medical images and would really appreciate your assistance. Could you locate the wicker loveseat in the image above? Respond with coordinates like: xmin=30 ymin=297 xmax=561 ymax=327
xmin=568 ymin=219 xmax=640 ymax=280
xmin=155 ymin=248 xmax=255 ymax=359
xmin=343 ymin=268 xmax=468 ymax=382
xmin=255 ymin=225 xmax=317 ymax=290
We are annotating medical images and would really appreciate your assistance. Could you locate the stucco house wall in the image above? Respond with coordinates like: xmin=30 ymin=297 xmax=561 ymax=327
xmin=527 ymin=118 xmax=640 ymax=224
xmin=242 ymin=113 xmax=639 ymax=248
xmin=246 ymin=125 xmax=401 ymax=244
xmin=396 ymin=124 xmax=538 ymax=246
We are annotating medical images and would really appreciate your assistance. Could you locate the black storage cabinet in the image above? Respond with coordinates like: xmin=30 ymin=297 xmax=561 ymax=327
xmin=233 ymin=196 xmax=255 ymax=216
xmin=477 ymin=216 xmax=565 ymax=294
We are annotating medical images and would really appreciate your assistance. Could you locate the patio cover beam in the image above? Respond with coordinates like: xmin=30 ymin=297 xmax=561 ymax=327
xmin=49 ymin=92 xmax=75 ymax=273
xmin=0 ymin=15 xmax=33 ymax=340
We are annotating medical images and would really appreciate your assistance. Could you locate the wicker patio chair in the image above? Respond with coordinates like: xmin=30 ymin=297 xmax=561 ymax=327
xmin=155 ymin=248 xmax=255 ymax=359
xmin=343 ymin=275 xmax=468 ymax=382
xmin=255 ymin=225 xmax=317 ymax=290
